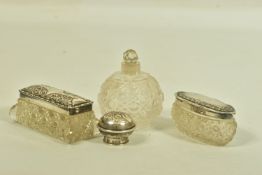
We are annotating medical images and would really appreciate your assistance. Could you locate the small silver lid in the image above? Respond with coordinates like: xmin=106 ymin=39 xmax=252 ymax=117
xmin=98 ymin=111 xmax=136 ymax=145
xmin=176 ymin=92 xmax=236 ymax=115
xmin=19 ymin=85 xmax=93 ymax=115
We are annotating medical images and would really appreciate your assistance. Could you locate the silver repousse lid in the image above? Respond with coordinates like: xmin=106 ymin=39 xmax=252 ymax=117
xmin=98 ymin=111 xmax=135 ymax=131
xmin=19 ymin=85 xmax=93 ymax=115
xmin=176 ymin=92 xmax=236 ymax=115
xmin=98 ymin=111 xmax=136 ymax=145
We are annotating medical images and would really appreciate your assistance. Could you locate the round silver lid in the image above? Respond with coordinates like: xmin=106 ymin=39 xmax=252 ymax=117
xmin=176 ymin=92 xmax=236 ymax=115
xmin=98 ymin=111 xmax=136 ymax=145
xmin=98 ymin=111 xmax=136 ymax=132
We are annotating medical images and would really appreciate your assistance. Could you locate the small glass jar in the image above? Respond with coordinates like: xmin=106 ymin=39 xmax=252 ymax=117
xmin=172 ymin=91 xmax=237 ymax=146
xmin=10 ymin=85 xmax=98 ymax=143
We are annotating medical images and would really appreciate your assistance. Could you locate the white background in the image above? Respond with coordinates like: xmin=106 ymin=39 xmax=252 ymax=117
xmin=0 ymin=1 xmax=262 ymax=175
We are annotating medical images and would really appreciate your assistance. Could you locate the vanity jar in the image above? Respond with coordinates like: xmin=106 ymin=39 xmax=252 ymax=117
xmin=172 ymin=91 xmax=237 ymax=146
xmin=10 ymin=85 xmax=98 ymax=143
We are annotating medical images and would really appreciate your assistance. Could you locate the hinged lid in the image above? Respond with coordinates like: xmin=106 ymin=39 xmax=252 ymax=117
xmin=19 ymin=85 xmax=93 ymax=115
xmin=176 ymin=92 xmax=235 ymax=115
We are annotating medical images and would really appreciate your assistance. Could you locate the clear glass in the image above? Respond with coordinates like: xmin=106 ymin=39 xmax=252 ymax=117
xmin=172 ymin=101 xmax=237 ymax=146
xmin=10 ymin=98 xmax=98 ymax=143
xmin=98 ymin=71 xmax=164 ymax=128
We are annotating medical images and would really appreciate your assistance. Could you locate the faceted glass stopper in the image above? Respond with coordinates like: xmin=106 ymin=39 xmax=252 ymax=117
xmin=123 ymin=49 xmax=139 ymax=63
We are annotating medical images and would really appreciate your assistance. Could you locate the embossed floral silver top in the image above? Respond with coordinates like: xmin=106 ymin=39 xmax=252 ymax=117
xmin=20 ymin=85 xmax=93 ymax=115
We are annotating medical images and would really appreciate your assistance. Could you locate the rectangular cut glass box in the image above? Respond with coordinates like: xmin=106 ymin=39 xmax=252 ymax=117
xmin=10 ymin=85 xmax=97 ymax=143
xmin=172 ymin=92 xmax=237 ymax=146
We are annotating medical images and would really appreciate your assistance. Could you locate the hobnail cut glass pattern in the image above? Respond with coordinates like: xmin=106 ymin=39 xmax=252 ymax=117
xmin=98 ymin=71 xmax=164 ymax=128
xmin=172 ymin=102 xmax=237 ymax=146
xmin=14 ymin=98 xmax=97 ymax=143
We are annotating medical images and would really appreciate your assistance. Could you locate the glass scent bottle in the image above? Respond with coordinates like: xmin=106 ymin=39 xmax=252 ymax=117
xmin=98 ymin=49 xmax=164 ymax=128
xmin=9 ymin=85 xmax=98 ymax=144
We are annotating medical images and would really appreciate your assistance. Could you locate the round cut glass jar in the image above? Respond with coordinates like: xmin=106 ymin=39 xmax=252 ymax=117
xmin=98 ymin=49 xmax=164 ymax=128
xmin=172 ymin=92 xmax=237 ymax=146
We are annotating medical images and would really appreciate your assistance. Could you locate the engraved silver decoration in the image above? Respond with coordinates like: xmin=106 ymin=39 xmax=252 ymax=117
xmin=98 ymin=111 xmax=136 ymax=145
xmin=20 ymin=85 xmax=93 ymax=115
